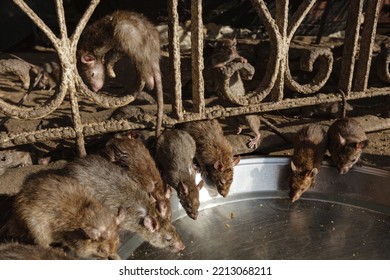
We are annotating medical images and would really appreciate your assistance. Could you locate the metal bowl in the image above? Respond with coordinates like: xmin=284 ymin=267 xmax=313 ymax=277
xmin=120 ymin=156 xmax=390 ymax=260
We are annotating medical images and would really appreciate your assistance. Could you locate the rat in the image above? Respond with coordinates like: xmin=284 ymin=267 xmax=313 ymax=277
xmin=178 ymin=119 xmax=240 ymax=198
xmin=13 ymin=172 xmax=124 ymax=260
xmin=101 ymin=132 xmax=171 ymax=220
xmin=64 ymin=154 xmax=185 ymax=252
xmin=77 ymin=10 xmax=163 ymax=137
xmin=203 ymin=38 xmax=248 ymax=95
xmin=156 ymin=129 xmax=204 ymax=220
xmin=327 ymin=90 xmax=368 ymax=174
xmin=0 ymin=149 xmax=32 ymax=176
xmin=229 ymin=114 xmax=261 ymax=149
xmin=328 ymin=118 xmax=368 ymax=174
xmin=289 ymin=124 xmax=328 ymax=202
xmin=0 ymin=243 xmax=75 ymax=260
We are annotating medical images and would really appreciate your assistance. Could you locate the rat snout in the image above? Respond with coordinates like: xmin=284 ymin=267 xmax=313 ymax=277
xmin=189 ymin=212 xmax=198 ymax=220
xmin=91 ymin=81 xmax=103 ymax=92
xmin=338 ymin=166 xmax=349 ymax=175
xmin=218 ymin=189 xmax=229 ymax=197
xmin=171 ymin=240 xmax=186 ymax=252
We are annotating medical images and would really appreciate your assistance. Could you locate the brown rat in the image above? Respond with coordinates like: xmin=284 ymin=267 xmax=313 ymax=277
xmin=229 ymin=114 xmax=261 ymax=149
xmin=0 ymin=243 xmax=75 ymax=260
xmin=101 ymin=132 xmax=171 ymax=220
xmin=328 ymin=118 xmax=368 ymax=174
xmin=0 ymin=149 xmax=32 ymax=176
xmin=289 ymin=124 xmax=328 ymax=202
xmin=77 ymin=10 xmax=163 ymax=137
xmin=64 ymin=155 xmax=185 ymax=252
xmin=178 ymin=119 xmax=240 ymax=198
xmin=13 ymin=172 xmax=124 ymax=260
xmin=156 ymin=129 xmax=204 ymax=220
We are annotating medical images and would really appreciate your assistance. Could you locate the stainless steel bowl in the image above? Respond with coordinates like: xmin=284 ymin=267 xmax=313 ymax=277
xmin=120 ymin=156 xmax=390 ymax=260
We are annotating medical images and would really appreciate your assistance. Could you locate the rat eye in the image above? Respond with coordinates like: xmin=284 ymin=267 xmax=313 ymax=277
xmin=0 ymin=156 xmax=6 ymax=161
xmin=98 ymin=248 xmax=108 ymax=255
xmin=91 ymin=72 xmax=95 ymax=77
xmin=165 ymin=236 xmax=172 ymax=242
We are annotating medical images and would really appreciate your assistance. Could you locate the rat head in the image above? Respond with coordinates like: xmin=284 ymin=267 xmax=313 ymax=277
xmin=78 ymin=51 xmax=105 ymax=92
xmin=289 ymin=161 xmax=318 ymax=203
xmin=210 ymin=38 xmax=242 ymax=68
xmin=0 ymin=149 xmax=32 ymax=175
xmin=69 ymin=206 xmax=125 ymax=259
xmin=333 ymin=133 xmax=368 ymax=174
xmin=137 ymin=210 xmax=185 ymax=252
xmin=177 ymin=180 xmax=204 ymax=220
xmin=203 ymin=156 xmax=240 ymax=197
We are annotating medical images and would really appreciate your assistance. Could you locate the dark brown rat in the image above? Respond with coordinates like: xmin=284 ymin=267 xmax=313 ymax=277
xmin=101 ymin=132 xmax=171 ymax=220
xmin=14 ymin=173 xmax=124 ymax=260
xmin=64 ymin=155 xmax=185 ymax=252
xmin=156 ymin=129 xmax=204 ymax=220
xmin=289 ymin=124 xmax=328 ymax=202
xmin=178 ymin=119 xmax=240 ymax=198
xmin=0 ymin=243 xmax=75 ymax=260
xmin=77 ymin=10 xmax=163 ymax=137
xmin=328 ymin=118 xmax=368 ymax=174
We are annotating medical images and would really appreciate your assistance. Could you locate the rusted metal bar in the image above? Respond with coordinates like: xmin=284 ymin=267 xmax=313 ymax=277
xmin=168 ymin=0 xmax=183 ymax=120
xmin=353 ymin=0 xmax=382 ymax=91
xmin=338 ymin=0 xmax=364 ymax=94
xmin=271 ymin=0 xmax=288 ymax=102
xmin=191 ymin=0 xmax=205 ymax=116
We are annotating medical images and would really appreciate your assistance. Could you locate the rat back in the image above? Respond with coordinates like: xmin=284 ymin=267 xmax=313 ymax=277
xmin=64 ymin=155 xmax=184 ymax=252
xmin=289 ymin=124 xmax=328 ymax=202
xmin=102 ymin=135 xmax=171 ymax=220
xmin=156 ymin=129 xmax=203 ymax=219
xmin=15 ymin=172 xmax=122 ymax=259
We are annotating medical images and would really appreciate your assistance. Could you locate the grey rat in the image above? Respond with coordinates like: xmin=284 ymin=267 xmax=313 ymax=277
xmin=14 ymin=173 xmax=124 ymax=260
xmin=326 ymin=90 xmax=368 ymax=174
xmin=101 ymin=132 xmax=171 ymax=220
xmin=77 ymin=10 xmax=163 ymax=137
xmin=178 ymin=119 xmax=240 ymax=198
xmin=0 ymin=149 xmax=32 ymax=176
xmin=204 ymin=38 xmax=248 ymax=94
xmin=156 ymin=129 xmax=204 ymax=220
xmin=328 ymin=118 xmax=368 ymax=174
xmin=289 ymin=124 xmax=328 ymax=202
xmin=64 ymin=154 xmax=185 ymax=252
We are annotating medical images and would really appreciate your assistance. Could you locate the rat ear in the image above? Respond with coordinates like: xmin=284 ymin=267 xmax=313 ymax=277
xmin=290 ymin=160 xmax=297 ymax=172
xmin=337 ymin=133 xmax=346 ymax=146
xmin=356 ymin=140 xmax=368 ymax=150
xmin=116 ymin=206 xmax=126 ymax=225
xmin=214 ymin=160 xmax=224 ymax=171
xmin=82 ymin=226 xmax=102 ymax=241
xmin=81 ymin=54 xmax=96 ymax=64
xmin=197 ymin=180 xmax=204 ymax=191
xmin=178 ymin=182 xmax=189 ymax=195
xmin=165 ymin=186 xmax=172 ymax=199
xmin=156 ymin=201 xmax=168 ymax=218
xmin=143 ymin=215 xmax=159 ymax=232
xmin=309 ymin=168 xmax=318 ymax=177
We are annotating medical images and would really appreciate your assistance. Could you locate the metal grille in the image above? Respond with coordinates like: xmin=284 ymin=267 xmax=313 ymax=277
xmin=0 ymin=0 xmax=388 ymax=156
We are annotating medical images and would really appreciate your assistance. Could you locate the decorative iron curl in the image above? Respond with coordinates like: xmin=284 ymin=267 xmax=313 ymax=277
xmin=377 ymin=44 xmax=390 ymax=83
xmin=285 ymin=46 xmax=334 ymax=94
